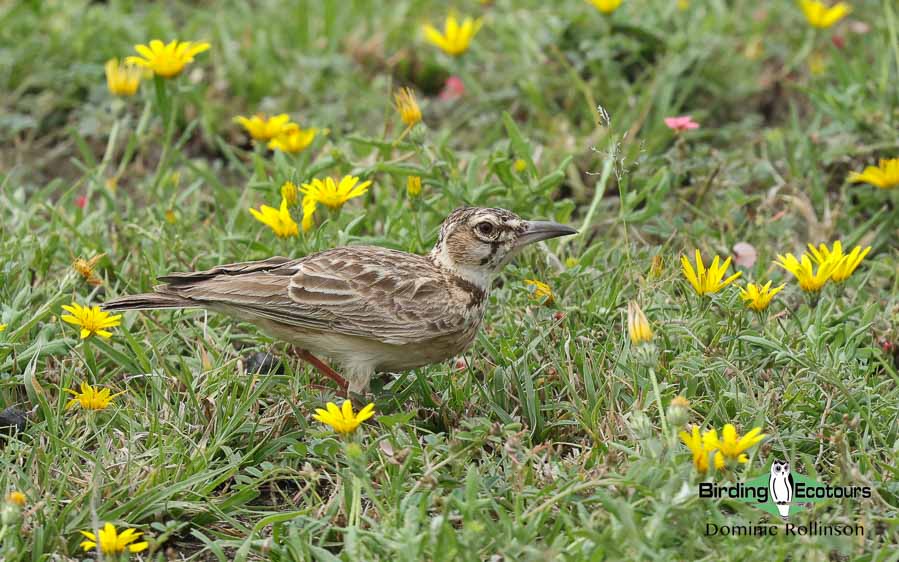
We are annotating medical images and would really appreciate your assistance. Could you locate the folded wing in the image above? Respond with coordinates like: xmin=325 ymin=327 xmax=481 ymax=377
xmin=160 ymin=247 xmax=471 ymax=345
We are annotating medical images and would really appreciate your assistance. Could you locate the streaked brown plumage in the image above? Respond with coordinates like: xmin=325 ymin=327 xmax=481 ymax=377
xmin=104 ymin=207 xmax=576 ymax=393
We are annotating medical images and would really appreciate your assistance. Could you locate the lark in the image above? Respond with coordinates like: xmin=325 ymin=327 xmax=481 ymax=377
xmin=104 ymin=207 xmax=576 ymax=394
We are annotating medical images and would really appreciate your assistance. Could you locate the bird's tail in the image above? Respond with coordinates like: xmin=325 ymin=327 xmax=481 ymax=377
xmin=103 ymin=292 xmax=195 ymax=311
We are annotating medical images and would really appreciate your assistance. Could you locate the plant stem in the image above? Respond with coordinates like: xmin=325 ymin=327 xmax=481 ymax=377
xmin=649 ymin=367 xmax=669 ymax=436
xmin=151 ymin=76 xmax=178 ymax=191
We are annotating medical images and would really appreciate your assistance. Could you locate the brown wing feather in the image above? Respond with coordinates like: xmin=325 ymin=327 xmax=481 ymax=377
xmin=156 ymin=247 xmax=476 ymax=345
xmin=286 ymin=247 xmax=473 ymax=344
xmin=159 ymin=256 xmax=296 ymax=284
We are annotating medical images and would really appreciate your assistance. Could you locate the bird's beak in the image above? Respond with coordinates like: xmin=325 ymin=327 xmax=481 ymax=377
xmin=514 ymin=220 xmax=578 ymax=248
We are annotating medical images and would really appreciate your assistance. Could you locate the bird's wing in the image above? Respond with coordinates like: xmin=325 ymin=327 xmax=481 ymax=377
xmin=286 ymin=247 xmax=479 ymax=344
xmin=163 ymin=248 xmax=479 ymax=345
xmin=158 ymin=256 xmax=296 ymax=283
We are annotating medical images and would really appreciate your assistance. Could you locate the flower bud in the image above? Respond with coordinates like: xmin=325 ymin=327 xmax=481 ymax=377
xmin=666 ymin=396 xmax=691 ymax=428
xmin=345 ymin=442 xmax=363 ymax=460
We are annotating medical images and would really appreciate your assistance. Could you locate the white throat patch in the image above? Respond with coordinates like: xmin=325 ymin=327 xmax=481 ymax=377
xmin=431 ymin=244 xmax=492 ymax=290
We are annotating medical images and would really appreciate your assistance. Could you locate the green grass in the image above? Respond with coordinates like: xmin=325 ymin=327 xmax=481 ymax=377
xmin=1 ymin=0 xmax=898 ymax=559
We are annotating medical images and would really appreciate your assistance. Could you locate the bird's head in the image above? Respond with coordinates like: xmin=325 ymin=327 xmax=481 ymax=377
xmin=429 ymin=207 xmax=577 ymax=288
xmin=771 ymin=460 xmax=790 ymax=475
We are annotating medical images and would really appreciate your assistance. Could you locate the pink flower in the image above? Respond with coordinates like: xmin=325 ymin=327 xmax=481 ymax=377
xmin=439 ymin=76 xmax=465 ymax=101
xmin=74 ymin=195 xmax=88 ymax=209
xmin=664 ymin=116 xmax=700 ymax=132
xmin=831 ymin=34 xmax=845 ymax=49
xmin=848 ymin=21 xmax=869 ymax=35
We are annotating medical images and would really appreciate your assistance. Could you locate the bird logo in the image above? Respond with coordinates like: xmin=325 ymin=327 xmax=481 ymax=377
xmin=769 ymin=459 xmax=794 ymax=520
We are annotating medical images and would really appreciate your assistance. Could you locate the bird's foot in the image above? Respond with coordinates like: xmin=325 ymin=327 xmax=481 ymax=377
xmin=292 ymin=348 xmax=349 ymax=395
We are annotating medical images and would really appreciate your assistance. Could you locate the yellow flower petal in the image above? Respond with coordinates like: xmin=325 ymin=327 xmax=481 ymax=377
xmin=356 ymin=403 xmax=376 ymax=423
xmin=394 ymin=88 xmax=422 ymax=126
xmin=105 ymin=58 xmax=142 ymax=97
xmin=681 ymin=250 xmax=740 ymax=296
xmin=626 ymin=301 xmax=653 ymax=345
xmin=300 ymin=175 xmax=370 ymax=211
xmin=61 ymin=302 xmax=121 ymax=339
xmin=313 ymin=400 xmax=375 ymax=435
xmin=249 ymin=197 xmax=299 ymax=238
xmin=129 ymin=39 xmax=210 ymax=78
xmin=422 ymin=14 xmax=482 ymax=56
xmin=588 ymin=0 xmax=623 ymax=14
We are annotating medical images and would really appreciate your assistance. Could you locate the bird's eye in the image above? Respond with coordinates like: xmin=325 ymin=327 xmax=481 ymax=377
xmin=476 ymin=222 xmax=496 ymax=237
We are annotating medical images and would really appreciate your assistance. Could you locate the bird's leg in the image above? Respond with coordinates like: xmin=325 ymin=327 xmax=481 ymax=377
xmin=292 ymin=348 xmax=349 ymax=393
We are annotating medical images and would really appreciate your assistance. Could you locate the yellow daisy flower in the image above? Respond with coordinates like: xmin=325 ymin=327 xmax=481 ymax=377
xmin=626 ymin=301 xmax=653 ymax=345
xmin=805 ymin=241 xmax=841 ymax=265
xmin=680 ymin=250 xmax=742 ymax=296
xmin=774 ymin=252 xmax=836 ymax=292
xmin=268 ymin=124 xmax=317 ymax=153
xmin=126 ymin=39 xmax=210 ymax=78
xmin=0 ymin=324 xmax=6 ymax=333
xmin=80 ymin=523 xmax=149 ymax=554
xmin=708 ymin=424 xmax=766 ymax=466
xmin=312 ymin=400 xmax=375 ymax=435
xmin=104 ymin=58 xmax=142 ymax=97
xmin=300 ymin=176 xmax=371 ymax=210
xmin=249 ymin=197 xmax=299 ymax=238
xmin=588 ymin=0 xmax=623 ymax=14
xmin=60 ymin=303 xmax=122 ymax=339
xmin=739 ymin=281 xmax=785 ymax=311
xmin=806 ymin=241 xmax=871 ymax=282
xmin=524 ymin=279 xmax=555 ymax=305
xmin=848 ymin=158 xmax=899 ymax=190
xmin=798 ymin=0 xmax=851 ymax=29
xmin=5 ymin=491 xmax=26 ymax=507
xmin=234 ymin=113 xmax=293 ymax=142
xmin=407 ymin=176 xmax=422 ymax=197
xmin=830 ymin=246 xmax=871 ymax=282
xmin=65 ymin=382 xmax=125 ymax=411
xmin=394 ymin=87 xmax=422 ymax=126
xmin=422 ymin=15 xmax=483 ymax=56
xmin=679 ymin=426 xmax=723 ymax=473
